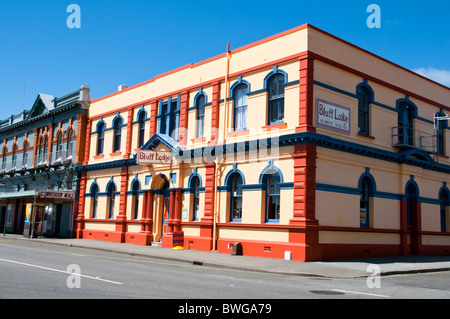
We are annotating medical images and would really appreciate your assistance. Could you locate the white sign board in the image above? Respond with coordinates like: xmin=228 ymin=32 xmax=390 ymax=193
xmin=137 ymin=150 xmax=172 ymax=166
xmin=316 ymin=98 xmax=351 ymax=134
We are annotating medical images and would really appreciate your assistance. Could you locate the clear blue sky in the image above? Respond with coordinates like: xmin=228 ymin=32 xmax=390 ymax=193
xmin=0 ymin=0 xmax=449 ymax=121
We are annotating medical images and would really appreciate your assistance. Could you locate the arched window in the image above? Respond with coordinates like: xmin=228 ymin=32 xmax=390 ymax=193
xmin=230 ymin=173 xmax=244 ymax=222
xmin=1 ymin=147 xmax=6 ymax=171
xmin=56 ymin=133 xmax=63 ymax=160
xmin=91 ymin=183 xmax=99 ymax=219
xmin=97 ymin=121 xmax=105 ymax=155
xmin=107 ymin=182 xmax=116 ymax=219
xmin=440 ymin=189 xmax=450 ymax=232
xmin=113 ymin=117 xmax=123 ymax=152
xmin=268 ymin=73 xmax=285 ymax=125
xmin=234 ymin=84 xmax=248 ymax=131
xmin=11 ymin=145 xmax=17 ymax=170
xmin=41 ymin=136 xmax=48 ymax=165
xmin=357 ymin=85 xmax=372 ymax=135
xmin=435 ymin=111 xmax=447 ymax=156
xmin=265 ymin=171 xmax=281 ymax=222
xmin=132 ymin=180 xmax=140 ymax=220
xmin=397 ymin=100 xmax=417 ymax=147
xmin=196 ymin=94 xmax=206 ymax=138
xmin=138 ymin=110 xmax=146 ymax=148
xmin=190 ymin=175 xmax=200 ymax=221
xmin=66 ymin=130 xmax=74 ymax=160
xmin=22 ymin=142 xmax=29 ymax=169
xmin=406 ymin=182 xmax=419 ymax=227
xmin=360 ymin=176 xmax=375 ymax=228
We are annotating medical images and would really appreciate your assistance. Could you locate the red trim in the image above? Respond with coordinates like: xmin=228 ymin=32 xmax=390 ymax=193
xmin=227 ymin=129 xmax=249 ymax=137
xmin=311 ymin=52 xmax=450 ymax=112
xmin=89 ymin=24 xmax=311 ymax=105
xmin=357 ymin=133 xmax=376 ymax=140
xmin=88 ymin=53 xmax=306 ymax=121
xmin=261 ymin=122 xmax=288 ymax=131
xmin=109 ymin=152 xmax=122 ymax=157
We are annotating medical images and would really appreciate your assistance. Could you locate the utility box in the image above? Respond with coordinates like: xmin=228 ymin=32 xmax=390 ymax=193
xmin=231 ymin=242 xmax=243 ymax=256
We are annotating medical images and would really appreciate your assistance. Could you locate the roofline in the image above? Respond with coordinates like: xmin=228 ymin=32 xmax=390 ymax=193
xmin=90 ymin=23 xmax=448 ymax=105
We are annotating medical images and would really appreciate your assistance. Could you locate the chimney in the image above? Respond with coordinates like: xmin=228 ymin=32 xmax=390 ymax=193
xmin=118 ymin=84 xmax=128 ymax=91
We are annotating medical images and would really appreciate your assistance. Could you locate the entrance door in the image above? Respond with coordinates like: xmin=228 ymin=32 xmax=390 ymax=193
xmin=406 ymin=183 xmax=420 ymax=255
xmin=161 ymin=181 xmax=170 ymax=236
xmin=0 ymin=206 xmax=5 ymax=233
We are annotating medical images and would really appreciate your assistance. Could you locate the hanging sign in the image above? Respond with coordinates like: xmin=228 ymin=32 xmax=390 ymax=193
xmin=316 ymin=98 xmax=351 ymax=134
xmin=137 ymin=150 xmax=172 ymax=166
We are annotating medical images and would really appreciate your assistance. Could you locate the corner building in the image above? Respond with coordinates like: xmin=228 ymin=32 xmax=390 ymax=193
xmin=77 ymin=24 xmax=450 ymax=261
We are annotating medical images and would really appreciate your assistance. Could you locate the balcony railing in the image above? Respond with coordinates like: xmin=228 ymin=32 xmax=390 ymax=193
xmin=0 ymin=149 xmax=74 ymax=175
xmin=392 ymin=126 xmax=436 ymax=153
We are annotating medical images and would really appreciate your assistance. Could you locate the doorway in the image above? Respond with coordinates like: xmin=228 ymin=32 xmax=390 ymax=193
xmin=406 ymin=183 xmax=420 ymax=255
xmin=161 ymin=180 xmax=170 ymax=236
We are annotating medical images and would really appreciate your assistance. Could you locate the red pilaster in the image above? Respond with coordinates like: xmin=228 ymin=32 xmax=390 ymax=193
xmin=138 ymin=190 xmax=154 ymax=245
xmin=83 ymin=119 xmax=91 ymax=165
xmin=125 ymin=107 xmax=133 ymax=158
xmin=297 ymin=53 xmax=316 ymax=133
xmin=179 ymin=91 xmax=189 ymax=147
xmin=289 ymin=142 xmax=321 ymax=261
xmin=76 ymin=170 xmax=87 ymax=239
xmin=149 ymin=100 xmax=158 ymax=137
xmin=210 ymin=82 xmax=220 ymax=143
xmin=115 ymin=166 xmax=129 ymax=242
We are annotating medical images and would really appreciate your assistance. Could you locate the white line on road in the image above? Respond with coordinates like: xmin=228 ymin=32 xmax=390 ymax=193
xmin=332 ymin=289 xmax=391 ymax=298
xmin=0 ymin=258 xmax=123 ymax=285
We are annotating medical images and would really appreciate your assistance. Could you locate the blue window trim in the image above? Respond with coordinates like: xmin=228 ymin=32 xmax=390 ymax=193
xmin=131 ymin=177 xmax=140 ymax=220
xmin=439 ymin=183 xmax=450 ymax=232
xmin=358 ymin=168 xmax=376 ymax=228
xmin=265 ymin=68 xmax=287 ymax=126
xmin=260 ymin=161 xmax=283 ymax=223
xmin=356 ymin=80 xmax=374 ymax=136
xmin=96 ymin=119 xmax=106 ymax=155
xmin=112 ymin=114 xmax=123 ymax=152
xmin=230 ymin=77 xmax=250 ymax=131
xmin=225 ymin=164 xmax=246 ymax=222
xmin=188 ymin=172 xmax=201 ymax=221
xmin=194 ymin=89 xmax=207 ymax=138
xmin=157 ymin=96 xmax=180 ymax=140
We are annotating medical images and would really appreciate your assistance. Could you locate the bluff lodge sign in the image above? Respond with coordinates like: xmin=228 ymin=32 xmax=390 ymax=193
xmin=137 ymin=150 xmax=172 ymax=166
xmin=316 ymin=98 xmax=351 ymax=134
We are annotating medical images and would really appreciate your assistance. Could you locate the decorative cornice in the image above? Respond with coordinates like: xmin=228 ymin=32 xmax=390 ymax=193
xmin=77 ymin=132 xmax=450 ymax=174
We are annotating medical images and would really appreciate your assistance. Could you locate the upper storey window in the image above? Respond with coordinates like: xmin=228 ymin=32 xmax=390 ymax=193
xmin=112 ymin=116 xmax=123 ymax=153
xmin=233 ymin=83 xmax=249 ymax=131
xmin=357 ymin=83 xmax=373 ymax=136
xmin=158 ymin=97 xmax=180 ymax=141
xmin=264 ymin=68 xmax=287 ymax=125
xmin=96 ymin=120 xmax=105 ymax=156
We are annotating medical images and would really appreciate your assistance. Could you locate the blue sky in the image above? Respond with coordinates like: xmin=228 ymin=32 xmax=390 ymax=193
xmin=0 ymin=0 xmax=449 ymax=121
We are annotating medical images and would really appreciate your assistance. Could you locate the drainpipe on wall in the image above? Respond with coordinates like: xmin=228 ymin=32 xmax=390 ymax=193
xmin=212 ymin=43 xmax=231 ymax=252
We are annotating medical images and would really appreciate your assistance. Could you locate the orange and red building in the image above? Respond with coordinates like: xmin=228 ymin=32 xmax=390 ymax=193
xmin=75 ymin=24 xmax=450 ymax=261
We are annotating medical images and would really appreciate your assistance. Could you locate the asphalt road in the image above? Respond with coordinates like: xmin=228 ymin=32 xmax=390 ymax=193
xmin=1 ymin=238 xmax=450 ymax=303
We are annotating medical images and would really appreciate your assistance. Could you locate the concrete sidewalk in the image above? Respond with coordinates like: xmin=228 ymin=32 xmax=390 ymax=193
xmin=3 ymin=234 xmax=450 ymax=278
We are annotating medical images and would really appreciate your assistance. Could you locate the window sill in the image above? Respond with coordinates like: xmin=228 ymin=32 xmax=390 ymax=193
xmin=228 ymin=129 xmax=249 ymax=137
xmin=261 ymin=122 xmax=287 ymax=131
xmin=93 ymin=154 xmax=104 ymax=159
xmin=191 ymin=137 xmax=206 ymax=144
xmin=357 ymin=132 xmax=375 ymax=140
xmin=109 ymin=151 xmax=122 ymax=157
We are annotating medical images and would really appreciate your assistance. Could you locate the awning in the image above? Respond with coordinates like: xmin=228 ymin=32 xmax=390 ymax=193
xmin=0 ymin=190 xmax=75 ymax=200
xmin=0 ymin=190 xmax=36 ymax=200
